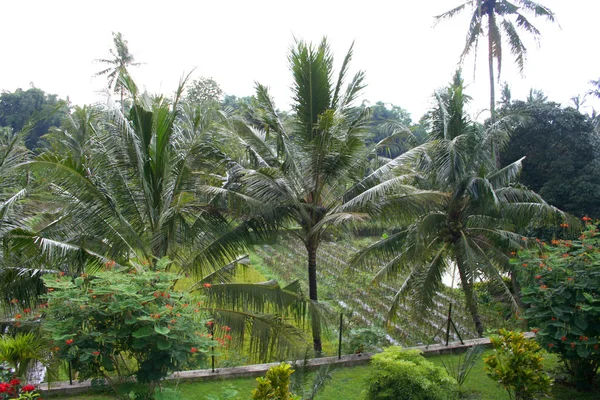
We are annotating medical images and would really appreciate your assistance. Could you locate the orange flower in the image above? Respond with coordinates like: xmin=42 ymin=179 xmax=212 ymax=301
xmin=15 ymin=314 xmax=22 ymax=319
xmin=540 ymin=285 xmax=548 ymax=290
xmin=203 ymin=283 xmax=212 ymax=288
xmin=522 ymin=263 xmax=528 ymax=267
xmin=48 ymin=288 xmax=54 ymax=292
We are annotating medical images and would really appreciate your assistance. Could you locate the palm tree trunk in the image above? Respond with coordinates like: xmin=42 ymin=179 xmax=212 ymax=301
xmin=458 ymin=267 xmax=485 ymax=337
xmin=488 ymin=16 xmax=496 ymax=125
xmin=306 ymin=241 xmax=323 ymax=355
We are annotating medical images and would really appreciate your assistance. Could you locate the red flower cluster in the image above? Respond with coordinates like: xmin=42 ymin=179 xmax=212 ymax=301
xmin=583 ymin=216 xmax=592 ymax=222
xmin=66 ymin=339 xmax=74 ymax=345
xmin=202 ymin=283 xmax=212 ymax=288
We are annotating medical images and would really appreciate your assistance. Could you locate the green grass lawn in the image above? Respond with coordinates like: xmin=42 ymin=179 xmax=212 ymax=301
xmin=59 ymin=350 xmax=599 ymax=399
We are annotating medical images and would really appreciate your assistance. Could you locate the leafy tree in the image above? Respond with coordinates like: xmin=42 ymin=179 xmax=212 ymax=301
xmin=353 ymin=72 xmax=562 ymax=336
xmin=435 ymin=0 xmax=556 ymax=123
xmin=0 ymin=87 xmax=67 ymax=149
xmin=185 ymin=77 xmax=223 ymax=106
xmin=95 ymin=32 xmax=141 ymax=106
xmin=219 ymin=38 xmax=372 ymax=354
xmin=499 ymin=100 xmax=600 ymax=218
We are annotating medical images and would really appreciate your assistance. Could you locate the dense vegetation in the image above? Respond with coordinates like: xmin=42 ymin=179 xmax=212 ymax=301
xmin=1 ymin=1 xmax=600 ymax=398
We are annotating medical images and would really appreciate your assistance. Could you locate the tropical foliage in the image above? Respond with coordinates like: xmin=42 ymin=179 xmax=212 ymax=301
xmin=517 ymin=222 xmax=600 ymax=389
xmin=435 ymin=0 xmax=556 ymax=121
xmin=217 ymin=38 xmax=372 ymax=353
xmin=353 ymin=71 xmax=563 ymax=336
xmin=484 ymin=329 xmax=552 ymax=399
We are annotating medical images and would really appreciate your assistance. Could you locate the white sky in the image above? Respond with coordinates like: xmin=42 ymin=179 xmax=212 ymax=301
xmin=1 ymin=0 xmax=599 ymax=121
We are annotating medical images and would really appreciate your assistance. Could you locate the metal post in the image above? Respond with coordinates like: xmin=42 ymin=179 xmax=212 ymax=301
xmin=68 ymin=360 xmax=73 ymax=385
xmin=210 ymin=324 xmax=215 ymax=373
xmin=445 ymin=303 xmax=453 ymax=346
xmin=338 ymin=313 xmax=343 ymax=360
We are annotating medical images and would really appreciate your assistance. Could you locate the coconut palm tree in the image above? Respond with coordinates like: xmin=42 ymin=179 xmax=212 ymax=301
xmin=352 ymin=71 xmax=565 ymax=337
xmin=95 ymin=32 xmax=141 ymax=107
xmin=210 ymin=39 xmax=370 ymax=354
xmin=435 ymin=0 xmax=556 ymax=124
xmin=214 ymin=38 xmax=440 ymax=354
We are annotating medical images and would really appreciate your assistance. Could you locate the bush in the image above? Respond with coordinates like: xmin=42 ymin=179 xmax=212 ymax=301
xmin=365 ymin=347 xmax=459 ymax=400
xmin=344 ymin=326 xmax=387 ymax=354
xmin=516 ymin=222 xmax=600 ymax=389
xmin=252 ymin=363 xmax=299 ymax=400
xmin=484 ymin=330 xmax=552 ymax=399
xmin=41 ymin=259 xmax=216 ymax=399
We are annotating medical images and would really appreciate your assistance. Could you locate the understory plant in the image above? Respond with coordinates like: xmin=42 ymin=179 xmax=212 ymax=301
xmin=365 ymin=347 xmax=459 ymax=400
xmin=517 ymin=221 xmax=600 ymax=389
xmin=41 ymin=258 xmax=217 ymax=399
xmin=484 ymin=330 xmax=552 ymax=399
xmin=252 ymin=363 xmax=299 ymax=400
xmin=439 ymin=344 xmax=484 ymax=392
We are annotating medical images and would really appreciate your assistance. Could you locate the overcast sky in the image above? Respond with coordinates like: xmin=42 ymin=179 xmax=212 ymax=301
xmin=2 ymin=0 xmax=599 ymax=121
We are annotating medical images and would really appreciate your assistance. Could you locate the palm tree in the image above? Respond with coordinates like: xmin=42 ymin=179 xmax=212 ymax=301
xmin=435 ymin=0 xmax=556 ymax=124
xmin=352 ymin=72 xmax=564 ymax=337
xmin=95 ymin=32 xmax=141 ymax=107
xmin=212 ymin=39 xmax=371 ymax=354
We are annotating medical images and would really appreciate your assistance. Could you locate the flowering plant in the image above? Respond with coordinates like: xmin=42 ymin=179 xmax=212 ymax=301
xmin=515 ymin=221 xmax=600 ymax=389
xmin=41 ymin=258 xmax=216 ymax=398
xmin=0 ymin=380 xmax=40 ymax=400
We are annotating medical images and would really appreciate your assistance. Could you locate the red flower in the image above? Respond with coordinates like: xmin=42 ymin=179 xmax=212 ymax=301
xmin=15 ymin=314 xmax=22 ymax=319
xmin=22 ymin=384 xmax=35 ymax=392
xmin=222 ymin=326 xmax=231 ymax=331
xmin=206 ymin=321 xmax=213 ymax=326
xmin=92 ymin=351 xmax=100 ymax=356
xmin=551 ymin=317 xmax=557 ymax=321
xmin=583 ymin=216 xmax=592 ymax=222
xmin=191 ymin=347 xmax=198 ymax=353
xmin=561 ymin=336 xmax=567 ymax=341
xmin=224 ymin=334 xmax=232 ymax=340
xmin=570 ymin=342 xmax=576 ymax=349
xmin=548 ymin=343 xmax=555 ymax=348
xmin=531 ymin=328 xmax=539 ymax=334
xmin=9 ymin=379 xmax=20 ymax=386
xmin=522 ymin=263 xmax=528 ymax=267
xmin=540 ymin=285 xmax=548 ymax=290
xmin=23 ymin=308 xmax=31 ymax=314
xmin=66 ymin=339 xmax=74 ymax=345
xmin=535 ymin=275 xmax=542 ymax=280
xmin=203 ymin=283 xmax=212 ymax=288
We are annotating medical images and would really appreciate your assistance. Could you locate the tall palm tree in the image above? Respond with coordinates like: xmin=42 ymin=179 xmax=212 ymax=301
xmin=352 ymin=72 xmax=564 ymax=337
xmin=213 ymin=39 xmax=371 ymax=354
xmin=435 ymin=0 xmax=556 ymax=124
xmin=95 ymin=32 xmax=141 ymax=107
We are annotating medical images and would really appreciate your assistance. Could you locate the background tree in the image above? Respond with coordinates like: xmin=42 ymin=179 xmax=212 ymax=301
xmin=94 ymin=32 xmax=141 ymax=106
xmin=185 ymin=77 xmax=223 ymax=107
xmin=499 ymin=99 xmax=600 ymax=218
xmin=435 ymin=0 xmax=556 ymax=123
xmin=0 ymin=87 xmax=67 ymax=149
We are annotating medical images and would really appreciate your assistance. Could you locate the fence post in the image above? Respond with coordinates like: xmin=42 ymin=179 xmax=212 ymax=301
xmin=338 ymin=312 xmax=343 ymax=360
xmin=210 ymin=323 xmax=215 ymax=372
xmin=68 ymin=360 xmax=73 ymax=385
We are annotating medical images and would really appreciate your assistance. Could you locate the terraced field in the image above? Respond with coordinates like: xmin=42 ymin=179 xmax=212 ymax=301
xmin=250 ymin=234 xmax=503 ymax=347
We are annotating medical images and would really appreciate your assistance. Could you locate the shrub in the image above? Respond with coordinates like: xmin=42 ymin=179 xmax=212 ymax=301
xmin=516 ymin=222 xmax=600 ymax=389
xmin=365 ymin=347 xmax=459 ymax=400
xmin=344 ymin=326 xmax=387 ymax=354
xmin=484 ymin=330 xmax=552 ymax=399
xmin=252 ymin=363 xmax=300 ymax=400
xmin=41 ymin=259 xmax=216 ymax=399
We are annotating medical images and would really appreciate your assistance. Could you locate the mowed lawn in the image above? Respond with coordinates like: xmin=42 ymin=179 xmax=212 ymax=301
xmin=59 ymin=351 xmax=599 ymax=399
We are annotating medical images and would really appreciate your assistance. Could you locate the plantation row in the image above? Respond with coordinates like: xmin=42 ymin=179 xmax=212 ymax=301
xmin=250 ymin=234 xmax=494 ymax=347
